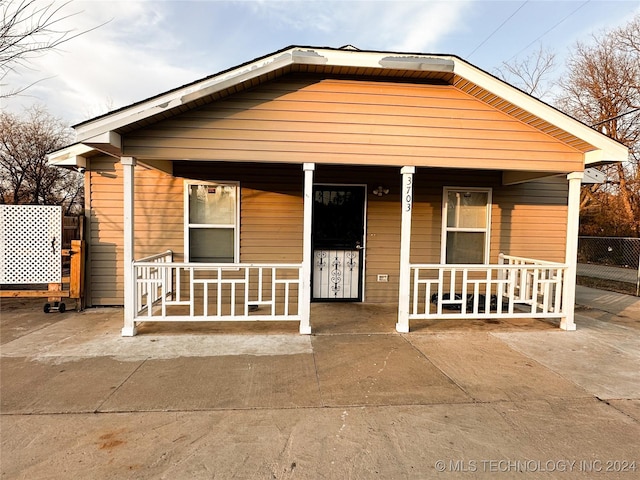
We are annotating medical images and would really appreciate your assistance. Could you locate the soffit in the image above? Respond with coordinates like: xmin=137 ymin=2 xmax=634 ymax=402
xmin=452 ymin=74 xmax=594 ymax=153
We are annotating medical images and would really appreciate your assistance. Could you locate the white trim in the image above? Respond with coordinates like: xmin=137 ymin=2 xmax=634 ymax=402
xmin=409 ymin=260 xmax=567 ymax=323
xmin=560 ymin=171 xmax=583 ymax=330
xmin=46 ymin=143 xmax=92 ymax=167
xmin=299 ymin=163 xmax=315 ymax=334
xmin=397 ymin=166 xmax=415 ymax=332
xmin=184 ymin=181 xmax=240 ymax=263
xmin=121 ymin=156 xmax=137 ymax=336
xmin=441 ymin=187 xmax=493 ymax=264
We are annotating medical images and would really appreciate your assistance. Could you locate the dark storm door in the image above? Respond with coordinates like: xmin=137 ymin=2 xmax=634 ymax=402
xmin=312 ymin=185 xmax=366 ymax=301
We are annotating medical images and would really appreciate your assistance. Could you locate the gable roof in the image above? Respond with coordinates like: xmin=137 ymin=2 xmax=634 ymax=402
xmin=53 ymin=45 xmax=628 ymax=166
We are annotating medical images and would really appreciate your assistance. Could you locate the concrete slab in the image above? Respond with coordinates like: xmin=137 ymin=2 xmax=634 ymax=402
xmin=487 ymin=397 xmax=640 ymax=466
xmin=310 ymin=303 xmax=397 ymax=334
xmin=2 ymin=400 xmax=639 ymax=479
xmin=1 ymin=305 xmax=312 ymax=360
xmin=608 ymin=399 xmax=640 ymax=423
xmin=312 ymin=334 xmax=470 ymax=406
xmin=575 ymin=285 xmax=640 ymax=320
xmin=578 ymin=263 xmax=638 ymax=284
xmin=406 ymin=333 xmax=590 ymax=402
xmin=409 ymin=316 xmax=559 ymax=333
xmin=0 ymin=297 xmax=71 ymax=344
xmin=494 ymin=313 xmax=640 ymax=400
xmin=2 ymin=331 xmax=313 ymax=361
xmin=0 ymin=357 xmax=143 ymax=414
xmin=98 ymin=354 xmax=321 ymax=411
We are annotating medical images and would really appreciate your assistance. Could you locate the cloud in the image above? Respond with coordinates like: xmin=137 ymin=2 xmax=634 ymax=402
xmin=2 ymin=0 xmax=636 ymax=126
xmin=388 ymin=1 xmax=471 ymax=53
xmin=245 ymin=0 xmax=471 ymax=51
xmin=2 ymin=0 xmax=204 ymax=123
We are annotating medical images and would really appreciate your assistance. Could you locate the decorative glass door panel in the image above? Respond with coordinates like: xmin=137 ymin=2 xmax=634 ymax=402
xmin=312 ymin=186 xmax=365 ymax=301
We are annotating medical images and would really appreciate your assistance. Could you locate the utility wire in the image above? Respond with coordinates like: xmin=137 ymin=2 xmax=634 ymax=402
xmin=467 ymin=1 xmax=529 ymax=59
xmin=591 ymin=108 xmax=640 ymax=127
xmin=507 ymin=0 xmax=591 ymax=62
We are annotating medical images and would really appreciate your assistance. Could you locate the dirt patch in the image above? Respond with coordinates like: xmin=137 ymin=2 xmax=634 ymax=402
xmin=577 ymin=276 xmax=638 ymax=296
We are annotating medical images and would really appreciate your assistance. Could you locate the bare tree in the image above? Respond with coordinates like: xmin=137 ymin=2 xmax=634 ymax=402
xmin=0 ymin=105 xmax=83 ymax=214
xmin=615 ymin=14 xmax=640 ymax=54
xmin=556 ymin=15 xmax=640 ymax=237
xmin=1 ymin=0 xmax=101 ymax=98
xmin=495 ymin=44 xmax=557 ymax=99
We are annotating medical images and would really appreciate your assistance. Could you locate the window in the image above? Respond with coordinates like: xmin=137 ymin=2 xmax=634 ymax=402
xmin=185 ymin=182 xmax=239 ymax=262
xmin=441 ymin=188 xmax=491 ymax=264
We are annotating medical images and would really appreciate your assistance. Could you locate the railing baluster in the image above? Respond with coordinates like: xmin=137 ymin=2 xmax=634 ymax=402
xmin=245 ymin=268 xmax=250 ymax=315
xmin=190 ymin=267 xmax=195 ymax=317
xmin=412 ymin=267 xmax=420 ymax=315
xmin=461 ymin=269 xmax=468 ymax=314
xmin=437 ymin=268 xmax=444 ymax=316
xmin=408 ymin=255 xmax=568 ymax=323
xmin=271 ymin=267 xmax=277 ymax=316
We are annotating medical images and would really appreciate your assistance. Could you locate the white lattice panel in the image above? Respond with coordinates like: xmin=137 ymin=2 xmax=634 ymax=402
xmin=0 ymin=205 xmax=62 ymax=284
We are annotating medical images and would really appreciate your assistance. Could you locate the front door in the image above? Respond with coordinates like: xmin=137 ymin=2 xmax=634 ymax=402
xmin=312 ymin=185 xmax=365 ymax=301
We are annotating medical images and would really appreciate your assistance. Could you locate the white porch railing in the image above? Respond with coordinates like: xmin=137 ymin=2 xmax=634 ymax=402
xmin=409 ymin=254 xmax=567 ymax=320
xmin=133 ymin=251 xmax=302 ymax=322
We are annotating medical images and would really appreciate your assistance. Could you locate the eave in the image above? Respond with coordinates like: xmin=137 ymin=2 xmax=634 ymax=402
xmin=59 ymin=46 xmax=627 ymax=168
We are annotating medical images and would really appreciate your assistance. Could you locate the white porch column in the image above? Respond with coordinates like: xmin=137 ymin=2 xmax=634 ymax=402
xmin=396 ymin=166 xmax=415 ymax=333
xmin=299 ymin=163 xmax=315 ymax=334
xmin=121 ymin=156 xmax=137 ymax=336
xmin=560 ymin=171 xmax=583 ymax=331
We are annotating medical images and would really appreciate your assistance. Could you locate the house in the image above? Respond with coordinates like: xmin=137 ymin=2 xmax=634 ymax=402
xmin=47 ymin=46 xmax=628 ymax=336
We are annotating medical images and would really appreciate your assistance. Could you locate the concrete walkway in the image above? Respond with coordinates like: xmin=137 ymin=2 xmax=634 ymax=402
xmin=1 ymin=289 xmax=639 ymax=479
xmin=578 ymin=262 xmax=639 ymax=285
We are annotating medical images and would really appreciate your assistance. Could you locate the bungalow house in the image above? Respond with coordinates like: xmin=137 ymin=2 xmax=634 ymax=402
xmin=48 ymin=46 xmax=628 ymax=336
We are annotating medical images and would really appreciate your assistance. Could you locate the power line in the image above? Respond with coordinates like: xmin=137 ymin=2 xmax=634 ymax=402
xmin=467 ymin=1 xmax=529 ymax=59
xmin=507 ymin=0 xmax=591 ymax=62
xmin=591 ymin=108 xmax=640 ymax=127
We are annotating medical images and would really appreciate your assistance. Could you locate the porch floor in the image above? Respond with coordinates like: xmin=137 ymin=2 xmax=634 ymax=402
xmin=132 ymin=301 xmax=560 ymax=335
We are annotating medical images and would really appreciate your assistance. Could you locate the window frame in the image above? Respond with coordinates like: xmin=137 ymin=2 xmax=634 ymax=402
xmin=184 ymin=180 xmax=240 ymax=263
xmin=440 ymin=186 xmax=492 ymax=264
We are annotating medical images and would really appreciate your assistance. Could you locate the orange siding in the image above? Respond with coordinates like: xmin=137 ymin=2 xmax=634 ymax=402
xmin=492 ymin=176 xmax=569 ymax=262
xmin=87 ymin=157 xmax=183 ymax=305
xmin=124 ymin=77 xmax=584 ymax=172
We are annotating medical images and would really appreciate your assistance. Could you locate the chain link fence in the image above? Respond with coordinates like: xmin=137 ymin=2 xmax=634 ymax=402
xmin=577 ymin=236 xmax=640 ymax=296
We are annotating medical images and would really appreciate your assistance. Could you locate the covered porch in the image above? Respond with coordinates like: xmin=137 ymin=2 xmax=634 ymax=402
xmin=121 ymin=160 xmax=584 ymax=336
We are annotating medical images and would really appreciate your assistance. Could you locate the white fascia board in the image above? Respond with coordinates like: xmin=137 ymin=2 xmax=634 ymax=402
xmin=82 ymin=131 xmax=122 ymax=158
xmin=294 ymin=48 xmax=455 ymax=72
xmin=453 ymin=62 xmax=629 ymax=163
xmin=46 ymin=143 xmax=93 ymax=167
xmin=75 ymin=52 xmax=296 ymax=141
xmin=84 ymin=131 xmax=122 ymax=149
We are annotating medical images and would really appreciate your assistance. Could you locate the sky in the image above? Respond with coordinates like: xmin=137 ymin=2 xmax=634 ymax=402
xmin=2 ymin=0 xmax=639 ymax=126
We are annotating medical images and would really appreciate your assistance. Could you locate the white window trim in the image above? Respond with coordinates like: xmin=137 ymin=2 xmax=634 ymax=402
xmin=440 ymin=187 xmax=492 ymax=264
xmin=184 ymin=180 xmax=240 ymax=263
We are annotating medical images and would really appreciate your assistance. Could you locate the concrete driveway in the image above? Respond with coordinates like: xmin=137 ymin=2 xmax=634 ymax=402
xmin=1 ymin=286 xmax=639 ymax=479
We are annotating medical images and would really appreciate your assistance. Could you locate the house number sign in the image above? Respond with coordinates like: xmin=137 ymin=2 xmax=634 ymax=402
xmin=403 ymin=174 xmax=413 ymax=212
